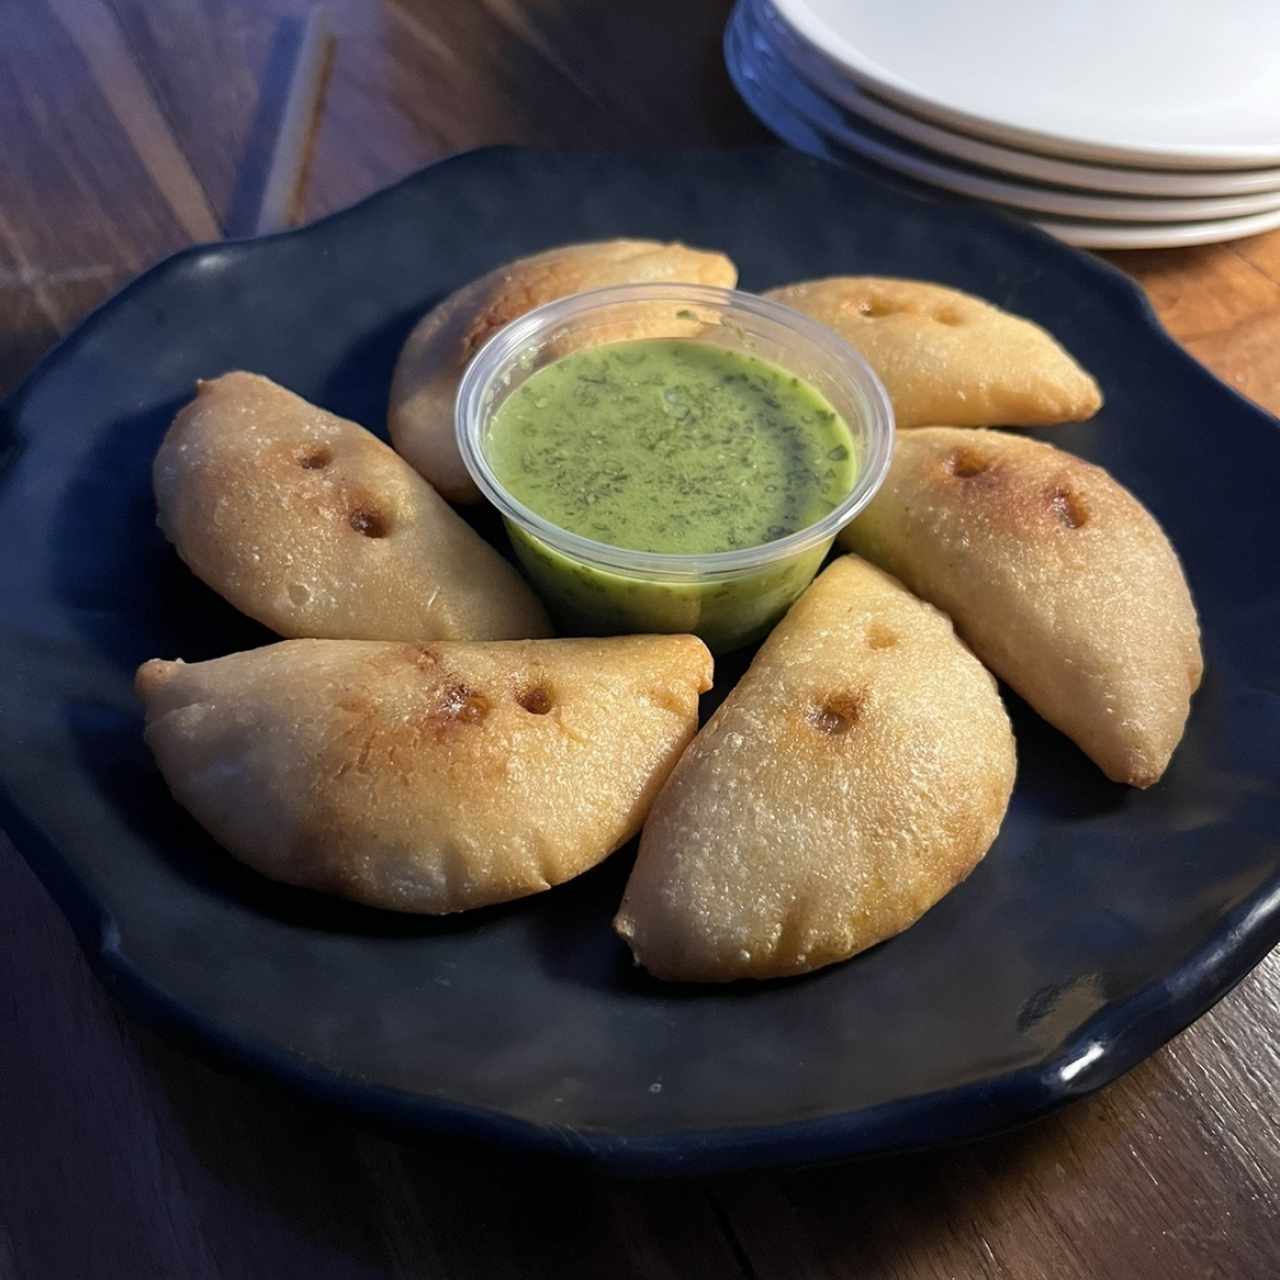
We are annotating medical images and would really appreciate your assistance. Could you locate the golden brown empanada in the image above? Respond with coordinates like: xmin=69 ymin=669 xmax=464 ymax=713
xmin=138 ymin=635 xmax=712 ymax=913
xmin=389 ymin=239 xmax=738 ymax=501
xmin=763 ymin=276 xmax=1101 ymax=428
xmin=154 ymin=372 xmax=550 ymax=642
xmin=614 ymin=556 xmax=1015 ymax=982
xmin=841 ymin=428 xmax=1201 ymax=786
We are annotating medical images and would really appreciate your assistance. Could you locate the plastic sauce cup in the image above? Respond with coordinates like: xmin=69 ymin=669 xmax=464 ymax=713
xmin=456 ymin=283 xmax=894 ymax=652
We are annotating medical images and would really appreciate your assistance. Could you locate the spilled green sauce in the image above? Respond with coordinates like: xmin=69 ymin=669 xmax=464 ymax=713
xmin=486 ymin=339 xmax=857 ymax=554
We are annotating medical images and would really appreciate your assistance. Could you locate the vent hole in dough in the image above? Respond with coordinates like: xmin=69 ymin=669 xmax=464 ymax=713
xmin=350 ymin=507 xmax=389 ymax=538
xmin=299 ymin=446 xmax=332 ymax=469
xmin=1048 ymin=486 xmax=1087 ymax=529
xmin=809 ymin=691 xmax=865 ymax=735
xmin=517 ymin=685 xmax=553 ymax=715
xmin=946 ymin=448 xmax=989 ymax=479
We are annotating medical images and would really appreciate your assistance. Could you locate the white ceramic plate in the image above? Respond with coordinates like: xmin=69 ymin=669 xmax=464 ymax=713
xmin=741 ymin=13 xmax=1280 ymax=224
xmin=755 ymin=0 xmax=1280 ymax=198
xmin=771 ymin=0 xmax=1280 ymax=170
xmin=726 ymin=6 xmax=1280 ymax=249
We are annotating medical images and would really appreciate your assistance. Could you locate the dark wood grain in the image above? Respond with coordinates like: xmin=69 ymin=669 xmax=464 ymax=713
xmin=0 ymin=0 xmax=213 ymax=399
xmin=2 ymin=3 xmax=1278 ymax=1277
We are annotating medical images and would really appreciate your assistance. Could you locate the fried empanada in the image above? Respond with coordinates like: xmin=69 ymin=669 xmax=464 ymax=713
xmin=138 ymin=635 xmax=712 ymax=913
xmin=763 ymin=276 xmax=1101 ymax=429
xmin=154 ymin=372 xmax=550 ymax=642
xmin=841 ymin=428 xmax=1201 ymax=787
xmin=389 ymin=239 xmax=738 ymax=501
xmin=614 ymin=556 xmax=1015 ymax=982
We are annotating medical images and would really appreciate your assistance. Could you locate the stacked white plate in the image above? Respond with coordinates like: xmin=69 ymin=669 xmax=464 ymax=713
xmin=725 ymin=0 xmax=1280 ymax=248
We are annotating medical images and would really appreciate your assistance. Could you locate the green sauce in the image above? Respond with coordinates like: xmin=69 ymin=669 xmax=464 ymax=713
xmin=487 ymin=340 xmax=856 ymax=554
xmin=482 ymin=338 xmax=863 ymax=652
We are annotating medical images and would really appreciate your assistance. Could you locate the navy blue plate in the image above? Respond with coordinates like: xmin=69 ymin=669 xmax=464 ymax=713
xmin=2 ymin=148 xmax=1277 ymax=1176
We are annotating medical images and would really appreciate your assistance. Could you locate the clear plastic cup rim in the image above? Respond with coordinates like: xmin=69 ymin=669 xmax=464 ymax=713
xmin=455 ymin=282 xmax=895 ymax=581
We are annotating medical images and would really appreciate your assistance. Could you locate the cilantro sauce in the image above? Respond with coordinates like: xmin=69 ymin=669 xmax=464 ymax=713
xmin=487 ymin=339 xmax=857 ymax=555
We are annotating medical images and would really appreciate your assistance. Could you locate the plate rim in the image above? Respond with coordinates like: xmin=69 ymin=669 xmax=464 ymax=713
xmin=3 ymin=145 xmax=1279 ymax=1176
xmin=1028 ymin=206 xmax=1280 ymax=249
xmin=6 ymin=760 xmax=1279 ymax=1177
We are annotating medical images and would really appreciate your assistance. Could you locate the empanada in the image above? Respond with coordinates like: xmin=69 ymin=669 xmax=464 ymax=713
xmin=841 ymin=428 xmax=1201 ymax=786
xmin=614 ymin=556 xmax=1015 ymax=982
xmin=138 ymin=635 xmax=712 ymax=913
xmin=154 ymin=372 xmax=550 ymax=642
xmin=389 ymin=239 xmax=738 ymax=501
xmin=763 ymin=276 xmax=1101 ymax=429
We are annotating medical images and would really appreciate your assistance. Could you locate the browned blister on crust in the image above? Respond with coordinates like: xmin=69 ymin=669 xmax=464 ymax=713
xmin=763 ymin=276 xmax=1101 ymax=429
xmin=840 ymin=427 xmax=1202 ymax=786
xmin=614 ymin=556 xmax=1015 ymax=982
xmin=137 ymin=635 xmax=712 ymax=913
xmin=153 ymin=372 xmax=550 ymax=642
xmin=389 ymin=239 xmax=738 ymax=501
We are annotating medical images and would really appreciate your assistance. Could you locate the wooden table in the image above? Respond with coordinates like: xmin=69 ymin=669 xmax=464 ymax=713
xmin=2 ymin=4 xmax=1278 ymax=1277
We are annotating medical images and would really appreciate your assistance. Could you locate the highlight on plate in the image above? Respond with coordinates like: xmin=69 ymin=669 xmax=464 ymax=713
xmin=140 ymin=238 xmax=1202 ymax=983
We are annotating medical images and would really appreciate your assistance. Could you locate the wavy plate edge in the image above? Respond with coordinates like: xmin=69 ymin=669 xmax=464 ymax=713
xmin=2 ymin=145 xmax=1278 ymax=1176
